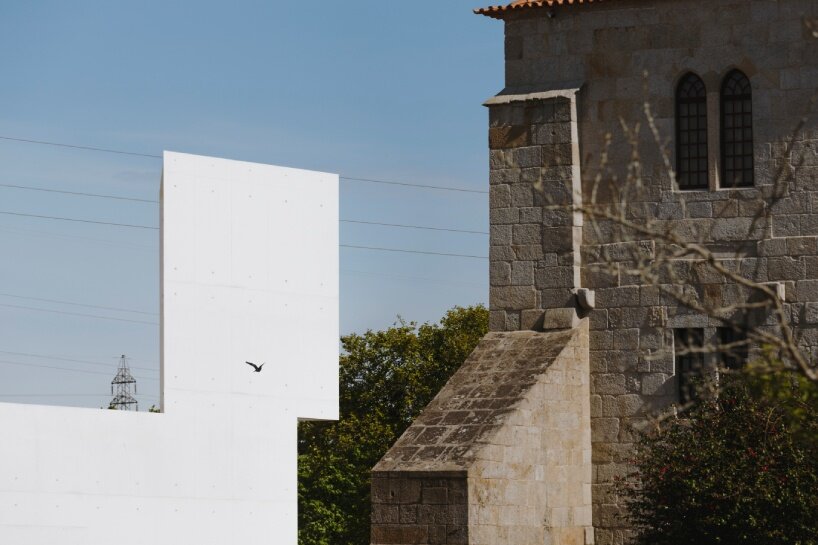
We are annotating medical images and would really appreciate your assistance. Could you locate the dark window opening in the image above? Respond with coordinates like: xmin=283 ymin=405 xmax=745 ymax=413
xmin=717 ymin=326 xmax=748 ymax=370
xmin=720 ymin=70 xmax=754 ymax=188
xmin=676 ymin=73 xmax=709 ymax=190
xmin=675 ymin=328 xmax=705 ymax=403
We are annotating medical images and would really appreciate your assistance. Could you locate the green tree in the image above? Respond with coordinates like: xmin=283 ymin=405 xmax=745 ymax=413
xmin=621 ymin=370 xmax=818 ymax=545
xmin=298 ymin=305 xmax=488 ymax=545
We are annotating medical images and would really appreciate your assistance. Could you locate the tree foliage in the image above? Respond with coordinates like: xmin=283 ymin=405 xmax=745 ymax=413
xmin=297 ymin=305 xmax=488 ymax=545
xmin=622 ymin=370 xmax=818 ymax=545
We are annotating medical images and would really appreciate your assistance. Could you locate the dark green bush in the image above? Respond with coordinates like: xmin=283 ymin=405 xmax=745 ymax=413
xmin=621 ymin=371 xmax=818 ymax=545
xmin=298 ymin=305 xmax=488 ymax=545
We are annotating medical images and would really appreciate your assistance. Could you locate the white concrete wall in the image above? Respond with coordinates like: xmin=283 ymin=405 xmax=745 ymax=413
xmin=0 ymin=151 xmax=339 ymax=545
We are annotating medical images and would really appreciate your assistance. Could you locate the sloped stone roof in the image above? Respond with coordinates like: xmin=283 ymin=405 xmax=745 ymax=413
xmin=475 ymin=0 xmax=611 ymax=19
xmin=373 ymin=328 xmax=577 ymax=472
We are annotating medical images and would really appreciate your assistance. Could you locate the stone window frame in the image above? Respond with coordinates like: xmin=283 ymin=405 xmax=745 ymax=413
xmin=671 ymin=68 xmax=757 ymax=194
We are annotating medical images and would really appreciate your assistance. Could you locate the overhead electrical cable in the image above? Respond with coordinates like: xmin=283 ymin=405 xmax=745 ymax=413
xmin=0 ymin=136 xmax=161 ymax=158
xmin=0 ymin=224 xmax=155 ymax=250
xmin=0 ymin=210 xmax=487 ymax=258
xmin=0 ymin=135 xmax=487 ymax=194
xmin=341 ymin=269 xmax=485 ymax=288
xmin=0 ymin=292 xmax=158 ymax=316
xmin=0 ymin=393 xmax=159 ymax=399
xmin=1 ymin=208 xmax=487 ymax=236
xmin=0 ymin=302 xmax=159 ymax=325
xmin=340 ymin=244 xmax=488 ymax=260
xmin=0 ymin=358 xmax=158 ymax=381
xmin=0 ymin=182 xmax=158 ymax=203
xmin=0 ymin=210 xmax=158 ymax=230
xmin=0 ymin=349 xmax=158 ymax=373
xmin=340 ymin=219 xmax=487 ymax=235
xmin=340 ymin=176 xmax=487 ymax=194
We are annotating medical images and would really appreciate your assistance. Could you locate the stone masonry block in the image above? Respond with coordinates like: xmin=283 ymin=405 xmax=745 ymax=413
xmin=595 ymin=286 xmax=640 ymax=308
xmin=593 ymin=374 xmax=626 ymax=395
xmin=521 ymin=309 xmax=545 ymax=330
xmin=513 ymin=223 xmax=541 ymax=245
xmin=641 ymin=373 xmax=672 ymax=396
xmin=768 ymin=256 xmax=806 ymax=281
xmin=542 ymin=143 xmax=574 ymax=167
xmin=535 ymin=266 xmax=576 ymax=289
xmin=491 ymin=286 xmax=537 ymax=310
xmin=490 ymin=207 xmax=519 ymax=225
xmin=489 ymin=125 xmax=530 ymax=149
xmin=491 ymin=224 xmax=512 ymax=247
xmin=511 ymin=261 xmax=535 ymax=285
xmin=805 ymin=302 xmax=818 ymax=324
xmin=757 ymin=237 xmax=789 ymax=257
xmin=542 ymin=227 xmax=575 ymax=252
xmin=787 ymin=236 xmax=818 ymax=255
xmin=591 ymin=418 xmax=620 ymax=443
xmin=533 ymin=122 xmax=573 ymax=145
xmin=490 ymin=262 xmax=511 ymax=286
xmin=541 ymin=288 xmax=578 ymax=308
xmin=520 ymin=206 xmax=543 ymax=223
xmin=796 ymin=279 xmax=818 ymax=301
xmin=510 ymin=183 xmax=535 ymax=207
xmin=510 ymin=146 xmax=543 ymax=168
xmin=541 ymin=307 xmax=580 ymax=329
xmin=489 ymin=184 xmax=512 ymax=209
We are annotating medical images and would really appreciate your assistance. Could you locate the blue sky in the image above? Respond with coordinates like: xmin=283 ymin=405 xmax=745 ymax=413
xmin=0 ymin=1 xmax=503 ymax=409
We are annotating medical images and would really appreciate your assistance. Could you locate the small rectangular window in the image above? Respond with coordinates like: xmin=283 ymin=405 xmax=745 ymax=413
xmin=674 ymin=328 xmax=704 ymax=403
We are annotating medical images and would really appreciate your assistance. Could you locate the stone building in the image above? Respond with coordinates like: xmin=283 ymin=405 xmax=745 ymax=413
xmin=371 ymin=1 xmax=818 ymax=544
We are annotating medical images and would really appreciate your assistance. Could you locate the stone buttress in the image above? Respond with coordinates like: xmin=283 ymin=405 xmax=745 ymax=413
xmin=371 ymin=324 xmax=592 ymax=545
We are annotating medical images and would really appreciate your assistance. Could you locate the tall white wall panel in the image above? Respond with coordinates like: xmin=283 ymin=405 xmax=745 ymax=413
xmin=0 ymin=152 xmax=339 ymax=544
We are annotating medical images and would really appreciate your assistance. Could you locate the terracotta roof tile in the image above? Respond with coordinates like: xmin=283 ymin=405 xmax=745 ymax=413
xmin=475 ymin=0 xmax=609 ymax=19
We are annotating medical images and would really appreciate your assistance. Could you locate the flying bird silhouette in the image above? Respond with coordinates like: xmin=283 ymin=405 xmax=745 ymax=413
xmin=245 ymin=361 xmax=265 ymax=373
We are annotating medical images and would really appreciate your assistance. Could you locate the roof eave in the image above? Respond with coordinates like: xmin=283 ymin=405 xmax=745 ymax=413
xmin=474 ymin=0 xmax=608 ymax=19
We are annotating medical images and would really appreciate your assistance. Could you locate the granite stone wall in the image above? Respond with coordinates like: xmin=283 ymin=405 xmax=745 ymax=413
xmin=488 ymin=1 xmax=818 ymax=543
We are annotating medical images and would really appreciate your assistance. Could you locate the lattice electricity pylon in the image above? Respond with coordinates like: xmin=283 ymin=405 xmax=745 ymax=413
xmin=109 ymin=354 xmax=138 ymax=411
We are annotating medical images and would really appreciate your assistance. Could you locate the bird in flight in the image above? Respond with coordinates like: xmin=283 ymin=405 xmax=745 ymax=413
xmin=245 ymin=361 xmax=265 ymax=373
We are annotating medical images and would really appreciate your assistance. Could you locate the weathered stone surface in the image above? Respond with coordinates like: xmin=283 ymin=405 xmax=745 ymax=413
xmin=372 ymin=324 xmax=592 ymax=544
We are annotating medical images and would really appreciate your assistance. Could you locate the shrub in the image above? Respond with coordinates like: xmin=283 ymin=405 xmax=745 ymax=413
xmin=621 ymin=371 xmax=818 ymax=545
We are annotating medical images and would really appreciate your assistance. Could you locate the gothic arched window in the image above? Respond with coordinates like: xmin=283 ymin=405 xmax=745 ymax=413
xmin=721 ymin=70 xmax=754 ymax=188
xmin=676 ymin=73 xmax=709 ymax=190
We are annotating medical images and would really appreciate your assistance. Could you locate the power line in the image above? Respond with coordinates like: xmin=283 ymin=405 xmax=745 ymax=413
xmin=340 ymin=219 xmax=487 ymax=235
xmin=0 ymin=393 xmax=159 ymax=399
xmin=1 ymin=207 xmax=486 ymax=236
xmin=341 ymin=244 xmax=488 ymax=260
xmin=341 ymin=269 xmax=485 ymax=288
xmin=0 ymin=293 xmax=158 ymax=316
xmin=0 ymin=135 xmax=487 ymax=194
xmin=0 ymin=358 xmax=158 ymax=381
xmin=340 ymin=176 xmax=487 ymax=195
xmin=0 ymin=182 xmax=158 ymax=203
xmin=0 ymin=224 xmax=155 ymax=250
xmin=0 ymin=210 xmax=158 ymax=230
xmin=0 ymin=302 xmax=159 ymax=325
xmin=0 ymin=350 xmax=158 ymax=373
xmin=1 ymin=209 xmax=488 ymax=257
xmin=0 ymin=136 xmax=161 ymax=159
